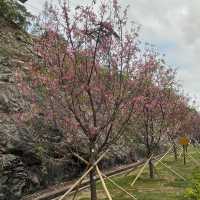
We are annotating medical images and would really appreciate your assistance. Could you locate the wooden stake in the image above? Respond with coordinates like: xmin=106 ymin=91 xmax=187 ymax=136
xmin=96 ymin=166 xmax=112 ymax=200
xmin=58 ymin=151 xmax=107 ymax=200
xmin=154 ymin=146 xmax=172 ymax=167
xmin=131 ymin=155 xmax=153 ymax=186
xmin=73 ymin=152 xmax=137 ymax=200
xmin=72 ymin=187 xmax=79 ymax=200
xmin=178 ymin=150 xmax=182 ymax=158
xmin=187 ymin=153 xmax=200 ymax=167
xmin=73 ymin=152 xmax=88 ymax=164
xmin=72 ymin=164 xmax=90 ymax=200
xmin=194 ymin=147 xmax=200 ymax=156
xmin=156 ymin=159 xmax=186 ymax=181
xmin=124 ymin=164 xmax=141 ymax=177
xmin=102 ymin=173 xmax=138 ymax=200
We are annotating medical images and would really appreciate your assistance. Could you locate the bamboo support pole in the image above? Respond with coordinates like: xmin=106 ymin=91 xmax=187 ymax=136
xmin=153 ymin=165 xmax=160 ymax=178
xmin=154 ymin=146 xmax=172 ymax=167
xmin=72 ymin=188 xmax=79 ymax=200
xmin=178 ymin=150 xmax=182 ymax=158
xmin=73 ymin=152 xmax=137 ymax=200
xmin=102 ymin=173 xmax=138 ymax=200
xmin=175 ymin=145 xmax=182 ymax=158
xmin=131 ymin=155 xmax=153 ymax=186
xmin=194 ymin=147 xmax=200 ymax=156
xmin=156 ymin=159 xmax=186 ymax=181
xmin=96 ymin=166 xmax=112 ymax=200
xmin=187 ymin=153 xmax=200 ymax=166
xmin=124 ymin=166 xmax=138 ymax=177
xmin=72 ymin=164 xmax=90 ymax=200
xmin=124 ymin=160 xmax=147 ymax=177
xmin=125 ymin=147 xmax=172 ymax=177
xmin=73 ymin=152 xmax=88 ymax=164
xmin=58 ymin=151 xmax=107 ymax=200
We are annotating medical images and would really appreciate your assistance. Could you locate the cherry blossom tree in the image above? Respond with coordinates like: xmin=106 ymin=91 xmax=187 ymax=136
xmin=165 ymin=93 xmax=190 ymax=160
xmin=189 ymin=110 xmax=200 ymax=144
xmin=131 ymin=48 xmax=177 ymax=178
xmin=16 ymin=1 xmax=142 ymax=199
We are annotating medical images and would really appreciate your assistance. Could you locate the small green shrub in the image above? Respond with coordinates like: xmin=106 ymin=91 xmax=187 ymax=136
xmin=184 ymin=184 xmax=200 ymax=200
xmin=184 ymin=172 xmax=200 ymax=200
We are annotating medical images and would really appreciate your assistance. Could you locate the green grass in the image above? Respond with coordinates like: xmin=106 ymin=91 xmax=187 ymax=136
xmin=73 ymin=146 xmax=200 ymax=200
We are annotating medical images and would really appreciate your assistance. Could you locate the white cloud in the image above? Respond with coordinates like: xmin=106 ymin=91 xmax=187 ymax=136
xmin=24 ymin=0 xmax=200 ymax=106
xmin=123 ymin=0 xmax=200 ymax=106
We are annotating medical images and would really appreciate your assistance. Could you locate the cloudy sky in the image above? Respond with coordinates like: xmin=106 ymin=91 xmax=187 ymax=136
xmin=24 ymin=0 xmax=200 ymax=107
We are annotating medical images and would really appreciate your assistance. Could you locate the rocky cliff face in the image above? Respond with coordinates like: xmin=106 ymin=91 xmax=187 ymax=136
xmin=0 ymin=19 xmax=39 ymax=200
xmin=0 ymin=19 xmax=140 ymax=200
xmin=0 ymin=19 xmax=84 ymax=199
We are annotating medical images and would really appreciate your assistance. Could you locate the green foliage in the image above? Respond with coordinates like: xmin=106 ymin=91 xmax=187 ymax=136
xmin=184 ymin=187 xmax=200 ymax=200
xmin=0 ymin=0 xmax=31 ymax=30
xmin=184 ymin=172 xmax=200 ymax=200
xmin=35 ymin=143 xmax=46 ymax=159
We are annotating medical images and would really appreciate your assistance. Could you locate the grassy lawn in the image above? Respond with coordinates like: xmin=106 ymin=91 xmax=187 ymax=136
xmin=69 ymin=146 xmax=200 ymax=200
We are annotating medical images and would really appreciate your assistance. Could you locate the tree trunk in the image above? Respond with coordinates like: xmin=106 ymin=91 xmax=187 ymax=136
xmin=172 ymin=141 xmax=178 ymax=161
xmin=90 ymin=143 xmax=97 ymax=200
xmin=183 ymin=145 xmax=186 ymax=165
xmin=147 ymin=143 xmax=154 ymax=179
xmin=186 ymin=144 xmax=188 ymax=153
xmin=90 ymin=168 xmax=97 ymax=200
xmin=149 ymin=158 xmax=154 ymax=179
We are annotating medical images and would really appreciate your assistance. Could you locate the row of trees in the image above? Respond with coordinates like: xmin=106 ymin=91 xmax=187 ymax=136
xmin=15 ymin=1 xmax=200 ymax=199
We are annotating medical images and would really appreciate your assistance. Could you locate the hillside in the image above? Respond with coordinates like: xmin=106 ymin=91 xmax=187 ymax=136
xmin=0 ymin=17 xmax=41 ymax=199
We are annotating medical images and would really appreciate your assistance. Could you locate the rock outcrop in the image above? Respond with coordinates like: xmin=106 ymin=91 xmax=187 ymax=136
xmin=0 ymin=19 xmax=40 ymax=199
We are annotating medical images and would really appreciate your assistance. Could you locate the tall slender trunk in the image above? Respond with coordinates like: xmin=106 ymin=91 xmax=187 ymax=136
xmin=149 ymin=158 xmax=154 ymax=179
xmin=147 ymin=146 xmax=154 ymax=179
xmin=185 ymin=144 xmax=188 ymax=153
xmin=172 ymin=140 xmax=178 ymax=161
xmin=90 ymin=143 xmax=97 ymax=200
xmin=183 ymin=145 xmax=186 ymax=165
